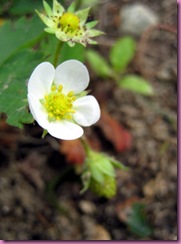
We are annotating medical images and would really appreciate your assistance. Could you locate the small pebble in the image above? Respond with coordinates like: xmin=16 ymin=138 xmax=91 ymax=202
xmin=79 ymin=200 xmax=97 ymax=215
xmin=120 ymin=4 xmax=159 ymax=36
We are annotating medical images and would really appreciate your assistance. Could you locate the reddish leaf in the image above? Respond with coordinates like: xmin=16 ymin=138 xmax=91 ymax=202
xmin=60 ymin=139 xmax=86 ymax=165
xmin=97 ymin=110 xmax=132 ymax=152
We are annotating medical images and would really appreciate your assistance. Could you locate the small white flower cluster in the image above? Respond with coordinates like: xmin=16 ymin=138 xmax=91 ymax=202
xmin=28 ymin=60 xmax=100 ymax=140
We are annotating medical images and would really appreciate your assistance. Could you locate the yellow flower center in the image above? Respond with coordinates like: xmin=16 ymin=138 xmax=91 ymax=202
xmin=59 ymin=12 xmax=80 ymax=32
xmin=41 ymin=84 xmax=76 ymax=122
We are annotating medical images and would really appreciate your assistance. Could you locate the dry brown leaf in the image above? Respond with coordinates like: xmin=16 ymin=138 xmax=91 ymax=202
xmin=60 ymin=139 xmax=86 ymax=165
xmin=97 ymin=110 xmax=132 ymax=152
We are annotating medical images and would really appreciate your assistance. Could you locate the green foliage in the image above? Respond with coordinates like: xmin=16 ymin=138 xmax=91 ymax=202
xmin=0 ymin=16 xmax=44 ymax=65
xmin=127 ymin=203 xmax=153 ymax=237
xmin=0 ymin=15 xmax=45 ymax=128
xmin=0 ymin=50 xmax=44 ymax=128
xmin=86 ymin=36 xmax=154 ymax=96
xmin=40 ymin=37 xmax=61 ymax=64
xmin=119 ymin=75 xmax=153 ymax=96
xmin=8 ymin=0 xmax=52 ymax=15
xmin=86 ymin=49 xmax=114 ymax=78
xmin=109 ymin=36 xmax=136 ymax=72
xmin=59 ymin=43 xmax=85 ymax=63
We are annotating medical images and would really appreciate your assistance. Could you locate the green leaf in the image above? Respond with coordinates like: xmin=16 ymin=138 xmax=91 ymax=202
xmin=127 ymin=203 xmax=153 ymax=237
xmin=41 ymin=40 xmax=85 ymax=65
xmin=0 ymin=50 xmax=44 ymax=128
xmin=86 ymin=49 xmax=114 ymax=78
xmin=9 ymin=0 xmax=52 ymax=15
xmin=118 ymin=75 xmax=154 ymax=96
xmin=40 ymin=36 xmax=60 ymax=63
xmin=59 ymin=43 xmax=85 ymax=63
xmin=109 ymin=36 xmax=136 ymax=72
xmin=0 ymin=16 xmax=44 ymax=65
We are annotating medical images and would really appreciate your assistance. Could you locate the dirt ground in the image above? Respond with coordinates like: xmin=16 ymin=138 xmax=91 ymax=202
xmin=0 ymin=0 xmax=177 ymax=240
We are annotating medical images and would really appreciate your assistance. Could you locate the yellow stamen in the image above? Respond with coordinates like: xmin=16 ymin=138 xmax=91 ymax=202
xmin=58 ymin=85 xmax=63 ymax=92
xmin=42 ymin=84 xmax=76 ymax=122
xmin=59 ymin=13 xmax=80 ymax=32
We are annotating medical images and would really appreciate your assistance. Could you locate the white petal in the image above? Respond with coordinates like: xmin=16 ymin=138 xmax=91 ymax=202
xmin=55 ymin=60 xmax=89 ymax=94
xmin=73 ymin=95 xmax=101 ymax=126
xmin=28 ymin=62 xmax=55 ymax=99
xmin=28 ymin=94 xmax=49 ymax=129
xmin=47 ymin=120 xmax=84 ymax=140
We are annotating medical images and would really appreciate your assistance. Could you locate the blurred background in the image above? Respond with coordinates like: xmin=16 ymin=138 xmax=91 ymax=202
xmin=0 ymin=0 xmax=177 ymax=240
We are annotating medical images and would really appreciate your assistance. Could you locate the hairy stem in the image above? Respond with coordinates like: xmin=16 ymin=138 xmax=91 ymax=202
xmin=80 ymin=136 xmax=92 ymax=155
xmin=53 ymin=41 xmax=63 ymax=67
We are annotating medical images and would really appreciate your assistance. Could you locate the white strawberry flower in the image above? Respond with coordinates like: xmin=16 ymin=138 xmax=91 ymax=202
xmin=27 ymin=60 xmax=100 ymax=140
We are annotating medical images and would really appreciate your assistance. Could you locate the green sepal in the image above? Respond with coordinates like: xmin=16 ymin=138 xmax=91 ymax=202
xmin=42 ymin=129 xmax=48 ymax=139
xmin=36 ymin=10 xmax=53 ymax=27
xmin=80 ymin=170 xmax=91 ymax=194
xmin=90 ymin=175 xmax=117 ymax=199
xmin=87 ymin=151 xmax=115 ymax=178
xmin=86 ymin=20 xmax=98 ymax=29
xmin=52 ymin=0 xmax=64 ymax=15
xmin=76 ymin=7 xmax=90 ymax=25
xmin=43 ymin=0 xmax=52 ymax=16
xmin=89 ymin=162 xmax=105 ymax=183
xmin=67 ymin=1 xmax=76 ymax=13
xmin=110 ymin=157 xmax=129 ymax=171
xmin=87 ymin=39 xmax=98 ymax=45
xmin=44 ymin=27 xmax=56 ymax=34
xmin=88 ymin=29 xmax=105 ymax=37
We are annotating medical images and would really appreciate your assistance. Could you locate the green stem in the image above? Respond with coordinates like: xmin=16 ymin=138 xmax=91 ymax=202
xmin=53 ymin=41 xmax=64 ymax=67
xmin=80 ymin=136 xmax=92 ymax=155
